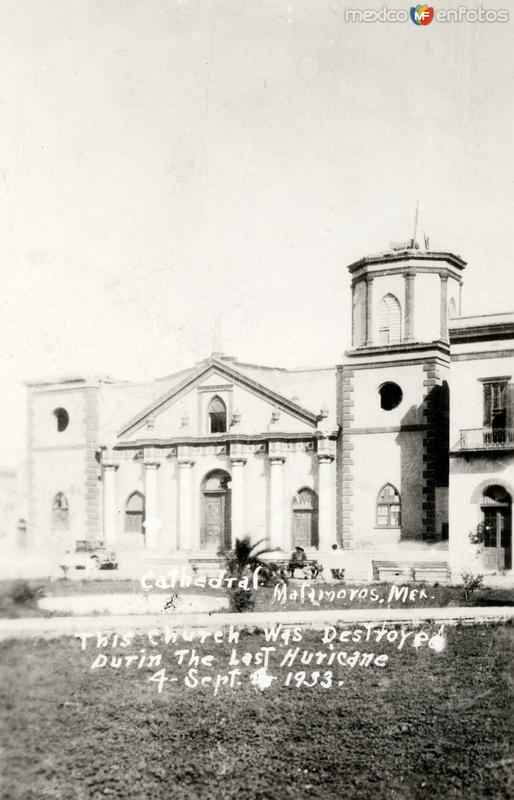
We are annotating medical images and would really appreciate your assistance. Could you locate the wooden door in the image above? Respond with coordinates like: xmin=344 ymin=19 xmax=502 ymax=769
xmin=482 ymin=508 xmax=511 ymax=570
xmin=293 ymin=510 xmax=318 ymax=549
xmin=203 ymin=494 xmax=225 ymax=550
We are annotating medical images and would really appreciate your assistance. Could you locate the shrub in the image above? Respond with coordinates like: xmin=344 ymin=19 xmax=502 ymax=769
xmin=229 ymin=587 xmax=255 ymax=613
xmin=460 ymin=572 xmax=484 ymax=604
xmin=9 ymin=581 xmax=41 ymax=605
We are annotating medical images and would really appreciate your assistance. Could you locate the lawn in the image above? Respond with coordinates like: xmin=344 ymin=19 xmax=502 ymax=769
xmin=1 ymin=577 xmax=514 ymax=619
xmin=0 ymin=622 xmax=513 ymax=799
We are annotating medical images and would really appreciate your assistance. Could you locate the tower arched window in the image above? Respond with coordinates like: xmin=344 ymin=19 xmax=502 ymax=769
xmin=52 ymin=492 xmax=69 ymax=530
xmin=208 ymin=396 xmax=227 ymax=433
xmin=376 ymin=484 xmax=401 ymax=528
xmin=378 ymin=294 xmax=402 ymax=344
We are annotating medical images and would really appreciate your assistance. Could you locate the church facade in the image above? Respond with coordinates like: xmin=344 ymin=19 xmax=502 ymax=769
xmin=25 ymin=244 xmax=514 ymax=583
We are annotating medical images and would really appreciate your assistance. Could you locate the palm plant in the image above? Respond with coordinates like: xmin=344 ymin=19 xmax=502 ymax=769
xmin=223 ymin=536 xmax=285 ymax=611
xmin=225 ymin=536 xmax=284 ymax=585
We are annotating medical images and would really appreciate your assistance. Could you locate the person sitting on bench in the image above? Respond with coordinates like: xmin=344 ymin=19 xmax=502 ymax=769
xmin=288 ymin=546 xmax=307 ymax=577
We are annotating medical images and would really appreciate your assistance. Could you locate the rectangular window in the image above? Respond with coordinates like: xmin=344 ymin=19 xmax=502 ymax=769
xmin=483 ymin=381 xmax=507 ymax=428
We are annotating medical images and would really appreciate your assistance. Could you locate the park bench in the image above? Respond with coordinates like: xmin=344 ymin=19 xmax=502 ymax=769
xmin=372 ymin=560 xmax=450 ymax=584
xmin=270 ymin=558 xmax=324 ymax=580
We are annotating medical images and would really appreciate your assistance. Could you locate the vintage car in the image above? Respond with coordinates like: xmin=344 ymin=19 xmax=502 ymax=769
xmin=59 ymin=540 xmax=118 ymax=575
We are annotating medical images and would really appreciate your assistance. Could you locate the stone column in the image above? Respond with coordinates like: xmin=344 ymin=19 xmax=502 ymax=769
xmin=404 ymin=271 xmax=415 ymax=341
xmin=178 ymin=459 xmax=195 ymax=551
xmin=143 ymin=460 xmax=161 ymax=550
xmin=317 ymin=454 xmax=334 ymax=551
xmin=269 ymin=456 xmax=286 ymax=551
xmin=365 ymin=275 xmax=374 ymax=346
xmin=440 ymin=273 xmax=448 ymax=340
xmin=102 ymin=463 xmax=118 ymax=547
xmin=230 ymin=457 xmax=247 ymax=548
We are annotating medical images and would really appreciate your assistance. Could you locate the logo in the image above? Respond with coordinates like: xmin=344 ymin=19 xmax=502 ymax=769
xmin=410 ymin=4 xmax=434 ymax=24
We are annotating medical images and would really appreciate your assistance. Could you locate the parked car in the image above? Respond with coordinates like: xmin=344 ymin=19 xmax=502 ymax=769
xmin=59 ymin=540 xmax=118 ymax=576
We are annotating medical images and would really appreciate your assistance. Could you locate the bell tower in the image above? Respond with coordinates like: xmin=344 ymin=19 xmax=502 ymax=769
xmin=350 ymin=241 xmax=465 ymax=349
xmin=337 ymin=241 xmax=466 ymax=577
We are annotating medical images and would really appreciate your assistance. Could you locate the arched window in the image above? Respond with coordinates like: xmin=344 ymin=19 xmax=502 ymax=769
xmin=376 ymin=484 xmax=401 ymax=528
xmin=53 ymin=408 xmax=69 ymax=432
xmin=208 ymin=396 xmax=227 ymax=433
xmin=378 ymin=294 xmax=402 ymax=345
xmin=292 ymin=487 xmax=319 ymax=548
xmin=448 ymin=297 xmax=457 ymax=319
xmin=52 ymin=492 xmax=69 ymax=530
xmin=125 ymin=492 xmax=145 ymax=534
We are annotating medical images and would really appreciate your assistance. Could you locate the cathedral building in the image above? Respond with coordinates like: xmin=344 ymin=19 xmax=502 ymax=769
xmin=25 ymin=242 xmax=514 ymax=583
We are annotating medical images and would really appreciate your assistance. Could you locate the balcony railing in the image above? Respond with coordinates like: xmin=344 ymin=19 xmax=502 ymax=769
xmin=456 ymin=428 xmax=514 ymax=450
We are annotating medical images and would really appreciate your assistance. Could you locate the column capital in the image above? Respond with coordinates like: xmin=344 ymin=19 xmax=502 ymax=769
xmin=439 ymin=273 xmax=449 ymax=284
xmin=230 ymin=457 xmax=247 ymax=467
xmin=103 ymin=462 xmax=119 ymax=472
xmin=317 ymin=454 xmax=335 ymax=464
xmin=269 ymin=455 xmax=286 ymax=465
xmin=366 ymin=273 xmax=375 ymax=284
xmin=144 ymin=461 xmax=161 ymax=470
xmin=178 ymin=459 xmax=195 ymax=468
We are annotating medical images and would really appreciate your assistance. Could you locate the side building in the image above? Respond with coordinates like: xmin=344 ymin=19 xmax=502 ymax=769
xmin=449 ymin=312 xmax=514 ymax=579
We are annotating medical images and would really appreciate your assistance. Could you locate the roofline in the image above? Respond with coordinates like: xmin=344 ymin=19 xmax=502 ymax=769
xmin=450 ymin=321 xmax=514 ymax=344
xmin=346 ymin=250 xmax=467 ymax=274
xmin=25 ymin=375 xmax=124 ymax=388
xmin=117 ymin=357 xmax=320 ymax=437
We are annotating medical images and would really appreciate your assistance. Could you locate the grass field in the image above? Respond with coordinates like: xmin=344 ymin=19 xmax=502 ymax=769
xmin=1 ymin=622 xmax=513 ymax=799
xmin=1 ymin=577 xmax=513 ymax=619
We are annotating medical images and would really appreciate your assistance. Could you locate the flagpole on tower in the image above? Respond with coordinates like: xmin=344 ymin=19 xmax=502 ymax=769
xmin=412 ymin=199 xmax=419 ymax=248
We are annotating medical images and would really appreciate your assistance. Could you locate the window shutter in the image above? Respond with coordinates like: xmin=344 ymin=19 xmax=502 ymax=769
xmin=506 ymin=384 xmax=514 ymax=432
xmin=483 ymin=383 xmax=492 ymax=427
xmin=379 ymin=295 xmax=401 ymax=344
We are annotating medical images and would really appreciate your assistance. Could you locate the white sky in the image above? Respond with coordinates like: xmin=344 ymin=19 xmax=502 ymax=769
xmin=1 ymin=0 xmax=513 ymax=465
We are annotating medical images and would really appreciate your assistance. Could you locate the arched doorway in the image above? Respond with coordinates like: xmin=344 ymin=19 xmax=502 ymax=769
xmin=480 ymin=485 xmax=512 ymax=570
xmin=292 ymin=488 xmax=319 ymax=549
xmin=201 ymin=470 xmax=231 ymax=551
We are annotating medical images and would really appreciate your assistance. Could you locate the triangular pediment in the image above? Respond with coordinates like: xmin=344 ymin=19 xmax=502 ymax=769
xmin=117 ymin=358 xmax=319 ymax=442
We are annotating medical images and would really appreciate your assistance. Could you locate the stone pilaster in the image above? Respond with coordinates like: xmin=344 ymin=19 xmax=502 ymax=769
xmin=177 ymin=451 xmax=195 ymax=551
xmin=230 ymin=457 xmax=247 ymax=548
xmin=84 ymin=386 xmax=101 ymax=538
xmin=317 ymin=443 xmax=335 ymax=551
xmin=440 ymin=273 xmax=448 ymax=340
xmin=269 ymin=453 xmax=286 ymax=551
xmin=422 ymin=359 xmax=450 ymax=540
xmin=338 ymin=367 xmax=354 ymax=548
xmin=143 ymin=448 xmax=162 ymax=550
xmin=102 ymin=455 xmax=119 ymax=547
xmin=365 ymin=275 xmax=374 ymax=346
xmin=404 ymin=271 xmax=415 ymax=341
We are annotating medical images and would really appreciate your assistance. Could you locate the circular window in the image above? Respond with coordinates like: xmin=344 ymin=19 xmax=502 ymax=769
xmin=379 ymin=383 xmax=403 ymax=411
xmin=53 ymin=407 xmax=69 ymax=432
